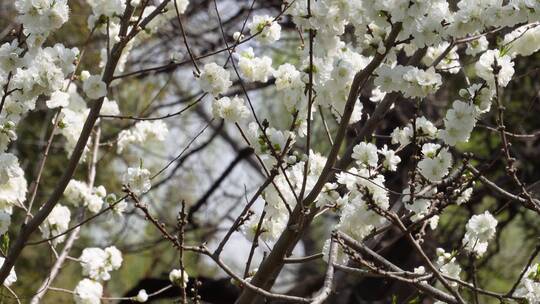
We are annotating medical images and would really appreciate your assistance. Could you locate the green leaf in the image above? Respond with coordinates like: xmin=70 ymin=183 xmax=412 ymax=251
xmin=0 ymin=234 xmax=9 ymax=255
xmin=408 ymin=296 xmax=421 ymax=304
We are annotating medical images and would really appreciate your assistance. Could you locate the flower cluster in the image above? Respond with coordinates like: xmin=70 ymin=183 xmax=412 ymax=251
xmin=238 ymin=48 xmax=274 ymax=83
xmin=390 ymin=117 xmax=438 ymax=147
xmin=64 ymin=180 xmax=107 ymax=214
xmin=475 ymin=49 xmax=515 ymax=88
xmin=169 ymin=268 xmax=189 ymax=287
xmin=334 ymin=166 xmax=391 ymax=242
xmin=273 ymin=63 xmax=304 ymax=114
xmin=351 ymin=142 xmax=378 ymax=168
xmin=0 ymin=153 xmax=27 ymax=215
xmin=79 ymin=246 xmax=123 ymax=281
xmin=212 ymin=96 xmax=250 ymax=123
xmin=4 ymin=0 xmax=540 ymax=300
xmin=462 ymin=211 xmax=498 ymax=256
xmin=41 ymin=204 xmax=71 ymax=245
xmin=82 ymin=72 xmax=107 ymax=100
xmin=375 ymin=65 xmax=442 ymax=99
xmin=55 ymin=84 xmax=115 ymax=157
xmin=117 ymin=121 xmax=169 ymax=153
xmin=422 ymin=42 xmax=461 ymax=74
xmin=439 ymin=100 xmax=478 ymax=146
xmin=243 ymin=152 xmax=326 ymax=242
xmin=246 ymin=122 xmax=295 ymax=157
xmin=74 ymin=278 xmax=103 ymax=304
xmin=514 ymin=263 xmax=540 ymax=303
xmin=436 ymin=248 xmax=462 ymax=286
xmin=417 ymin=143 xmax=453 ymax=182
xmin=403 ymin=187 xmax=438 ymax=223
xmin=336 ymin=194 xmax=387 ymax=242
xmin=248 ymin=15 xmax=281 ymax=44
xmin=503 ymin=24 xmax=540 ymax=57
xmin=316 ymin=49 xmax=370 ymax=122
xmin=15 ymin=0 xmax=69 ymax=40
xmin=198 ymin=63 xmax=232 ymax=96
xmin=352 ymin=143 xmax=401 ymax=172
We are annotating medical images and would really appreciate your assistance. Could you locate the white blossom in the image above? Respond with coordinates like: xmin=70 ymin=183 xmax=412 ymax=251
xmin=44 ymin=44 xmax=79 ymax=75
xmin=416 ymin=117 xmax=439 ymax=139
xmin=465 ymin=36 xmax=489 ymax=56
xmin=41 ymin=204 xmax=71 ymax=245
xmin=418 ymin=144 xmax=452 ymax=182
xmin=514 ymin=263 xmax=540 ymax=303
xmin=246 ymin=122 xmax=295 ymax=155
xmin=459 ymin=83 xmax=494 ymax=113
xmin=375 ymin=65 xmax=442 ymax=99
xmin=198 ymin=63 xmax=232 ymax=96
xmin=378 ymin=145 xmax=401 ymax=171
xmin=436 ymin=248 xmax=461 ymax=286
xmin=238 ymin=48 xmax=273 ymax=83
xmin=169 ymin=269 xmax=189 ymax=287
xmin=423 ymin=42 xmax=460 ymax=74
xmin=242 ymin=213 xmax=287 ymax=243
xmin=0 ymin=121 xmax=17 ymax=153
xmin=46 ymin=90 xmax=70 ymax=108
xmin=249 ymin=15 xmax=281 ymax=44
xmin=439 ymin=100 xmax=478 ymax=146
xmin=462 ymin=211 xmax=497 ymax=256
xmin=79 ymin=246 xmax=123 ymax=281
xmin=64 ymin=180 xmax=106 ymax=213
xmin=370 ymin=86 xmax=387 ymax=103
xmin=100 ymin=98 xmax=120 ymax=116
xmin=135 ymin=289 xmax=149 ymax=302
xmin=54 ymin=85 xmax=92 ymax=156
xmin=273 ymin=64 xmax=303 ymax=91
xmin=336 ymin=168 xmax=389 ymax=209
xmin=475 ymin=49 xmax=515 ymax=87
xmin=337 ymin=195 xmax=387 ymax=241
xmin=86 ymin=0 xmax=125 ymax=18
xmin=391 ymin=126 xmax=414 ymax=147
xmin=352 ymin=142 xmax=378 ymax=168
xmin=116 ymin=121 xmax=168 ymax=153
xmin=0 ymin=153 xmax=27 ymax=214
xmin=261 ymin=152 xmax=327 ymax=220
xmin=83 ymin=74 xmax=107 ymax=100
xmin=15 ymin=0 xmax=69 ymax=35
xmin=503 ymin=24 xmax=540 ymax=57
xmin=456 ymin=187 xmax=473 ymax=205
xmin=403 ymin=187 xmax=436 ymax=221
xmin=390 ymin=116 xmax=438 ymax=147
xmin=212 ymin=96 xmax=250 ymax=123
xmin=12 ymin=48 xmax=65 ymax=100
xmin=0 ymin=41 xmax=23 ymax=72
xmin=123 ymin=167 xmax=151 ymax=195
xmin=105 ymin=246 xmax=123 ymax=269
xmin=74 ymin=279 xmax=103 ymax=304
